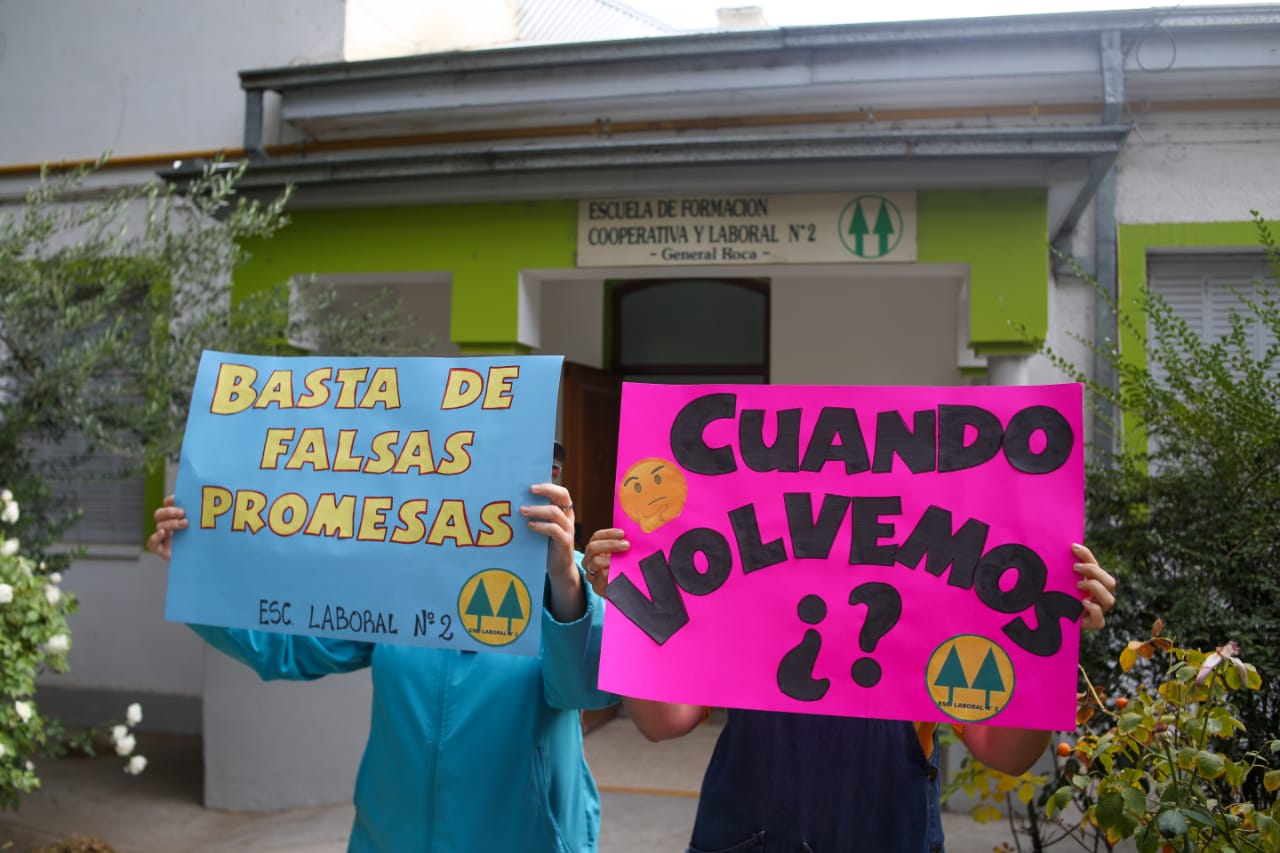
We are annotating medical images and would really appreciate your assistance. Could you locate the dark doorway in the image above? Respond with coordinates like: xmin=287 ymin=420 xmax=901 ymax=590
xmin=560 ymin=361 xmax=622 ymax=550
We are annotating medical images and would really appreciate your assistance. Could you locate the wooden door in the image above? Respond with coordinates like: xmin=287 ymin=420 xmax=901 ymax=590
xmin=560 ymin=361 xmax=622 ymax=551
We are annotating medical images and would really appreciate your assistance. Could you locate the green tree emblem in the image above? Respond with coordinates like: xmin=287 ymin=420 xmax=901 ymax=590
xmin=496 ymin=581 xmax=525 ymax=634
xmin=848 ymin=202 xmax=870 ymax=256
xmin=873 ymin=201 xmax=896 ymax=256
xmin=934 ymin=644 xmax=971 ymax=704
xmin=971 ymin=648 xmax=1007 ymax=709
xmin=466 ymin=579 xmax=495 ymax=631
xmin=839 ymin=195 xmax=902 ymax=258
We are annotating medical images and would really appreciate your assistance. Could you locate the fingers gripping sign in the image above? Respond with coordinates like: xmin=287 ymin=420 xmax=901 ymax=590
xmin=583 ymin=528 xmax=630 ymax=599
xmin=1072 ymin=542 xmax=1116 ymax=630
xmin=522 ymin=483 xmax=576 ymax=559
xmin=522 ymin=482 xmax=586 ymax=624
xmin=148 ymin=494 xmax=188 ymax=562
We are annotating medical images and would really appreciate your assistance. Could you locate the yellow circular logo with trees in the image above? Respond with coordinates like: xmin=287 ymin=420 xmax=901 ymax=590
xmin=457 ymin=569 xmax=531 ymax=646
xmin=926 ymin=634 xmax=1015 ymax=722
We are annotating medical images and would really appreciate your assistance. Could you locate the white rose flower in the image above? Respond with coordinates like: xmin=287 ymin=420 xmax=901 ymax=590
xmin=25 ymin=760 xmax=34 ymax=772
xmin=125 ymin=755 xmax=148 ymax=775
xmin=0 ymin=743 xmax=6 ymax=757
xmin=46 ymin=634 xmax=70 ymax=654
xmin=14 ymin=700 xmax=32 ymax=723
xmin=1 ymin=501 xmax=17 ymax=524
xmin=1 ymin=489 xmax=12 ymax=502
xmin=0 ymin=583 xmax=12 ymax=604
xmin=1 ymin=538 xmax=19 ymax=557
xmin=44 ymin=585 xmax=61 ymax=606
xmin=126 ymin=702 xmax=143 ymax=727
xmin=50 ymin=572 xmax=62 ymax=584
xmin=114 ymin=733 xmax=136 ymax=756
xmin=112 ymin=725 xmax=128 ymax=742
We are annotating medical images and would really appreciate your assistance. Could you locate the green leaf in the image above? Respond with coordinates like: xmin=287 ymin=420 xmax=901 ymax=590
xmin=1255 ymin=812 xmax=1280 ymax=852
xmin=1157 ymin=808 xmax=1188 ymax=838
xmin=1096 ymin=789 xmax=1125 ymax=828
xmin=1119 ymin=712 xmax=1145 ymax=734
xmin=1046 ymin=785 xmax=1074 ymax=818
xmin=1195 ymin=750 xmax=1226 ymax=780
xmin=1181 ymin=805 xmax=1216 ymax=828
xmin=1120 ymin=784 xmax=1147 ymax=817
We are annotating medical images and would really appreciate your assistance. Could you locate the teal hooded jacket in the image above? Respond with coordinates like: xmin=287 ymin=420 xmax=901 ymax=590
xmin=190 ymin=570 xmax=615 ymax=852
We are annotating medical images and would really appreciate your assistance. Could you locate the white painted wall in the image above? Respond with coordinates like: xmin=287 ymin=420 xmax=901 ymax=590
xmin=0 ymin=0 xmax=344 ymax=195
xmin=1029 ymin=273 xmax=1095 ymax=386
xmin=771 ymin=271 xmax=970 ymax=387
xmin=1116 ymin=114 xmax=1280 ymax=224
xmin=539 ymin=279 xmax=607 ymax=369
xmin=58 ymin=554 xmax=206 ymax=696
xmin=203 ymin=649 xmax=371 ymax=810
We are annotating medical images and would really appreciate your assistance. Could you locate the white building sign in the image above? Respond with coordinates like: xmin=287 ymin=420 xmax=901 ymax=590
xmin=577 ymin=192 xmax=917 ymax=267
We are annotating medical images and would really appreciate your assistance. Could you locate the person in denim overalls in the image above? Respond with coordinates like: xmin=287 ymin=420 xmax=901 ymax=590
xmin=583 ymin=532 xmax=1116 ymax=853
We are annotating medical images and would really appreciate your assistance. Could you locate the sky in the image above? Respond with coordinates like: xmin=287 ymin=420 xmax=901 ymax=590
xmin=624 ymin=0 xmax=1271 ymax=31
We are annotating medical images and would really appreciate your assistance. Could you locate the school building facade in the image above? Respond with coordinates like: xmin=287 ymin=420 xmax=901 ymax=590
xmin=2 ymin=1 xmax=1278 ymax=809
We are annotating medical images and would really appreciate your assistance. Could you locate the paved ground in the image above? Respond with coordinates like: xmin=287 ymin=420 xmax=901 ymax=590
xmin=0 ymin=718 xmax=1017 ymax=852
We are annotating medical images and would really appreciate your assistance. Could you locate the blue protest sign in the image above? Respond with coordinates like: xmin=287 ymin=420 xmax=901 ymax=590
xmin=164 ymin=351 xmax=564 ymax=656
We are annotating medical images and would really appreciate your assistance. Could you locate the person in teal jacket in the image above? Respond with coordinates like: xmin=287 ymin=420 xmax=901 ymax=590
xmin=148 ymin=479 xmax=616 ymax=853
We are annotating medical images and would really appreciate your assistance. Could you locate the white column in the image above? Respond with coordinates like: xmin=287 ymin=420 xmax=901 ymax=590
xmin=985 ymin=354 xmax=1031 ymax=386
xmin=203 ymin=647 xmax=371 ymax=810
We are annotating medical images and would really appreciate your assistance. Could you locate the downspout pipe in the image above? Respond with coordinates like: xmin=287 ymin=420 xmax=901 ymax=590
xmin=1046 ymin=30 xmax=1124 ymax=455
xmin=1052 ymin=29 xmax=1128 ymax=268
xmin=1093 ymin=29 xmax=1125 ymax=457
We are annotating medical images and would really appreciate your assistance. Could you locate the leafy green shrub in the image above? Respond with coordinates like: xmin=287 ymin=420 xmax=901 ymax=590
xmin=946 ymin=621 xmax=1280 ymax=852
xmin=0 ymin=157 xmax=416 ymax=562
xmin=1047 ymin=214 xmax=1280 ymax=782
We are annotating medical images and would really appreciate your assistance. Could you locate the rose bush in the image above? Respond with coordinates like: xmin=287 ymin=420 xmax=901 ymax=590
xmin=0 ymin=490 xmax=145 ymax=810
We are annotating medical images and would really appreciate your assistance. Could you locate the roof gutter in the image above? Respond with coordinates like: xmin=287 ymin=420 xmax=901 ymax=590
xmin=171 ymin=125 xmax=1131 ymax=192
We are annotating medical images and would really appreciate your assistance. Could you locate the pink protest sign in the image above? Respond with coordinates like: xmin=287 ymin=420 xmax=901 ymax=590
xmin=598 ymin=383 xmax=1085 ymax=731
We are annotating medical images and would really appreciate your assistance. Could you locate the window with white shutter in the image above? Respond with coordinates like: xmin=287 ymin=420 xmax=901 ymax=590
xmin=37 ymin=434 xmax=146 ymax=546
xmin=1146 ymin=254 xmax=1277 ymax=385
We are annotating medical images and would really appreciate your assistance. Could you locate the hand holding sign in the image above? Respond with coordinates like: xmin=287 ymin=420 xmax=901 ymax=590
xmin=523 ymin=482 xmax=586 ymax=624
xmin=1072 ymin=542 xmax=1116 ymax=629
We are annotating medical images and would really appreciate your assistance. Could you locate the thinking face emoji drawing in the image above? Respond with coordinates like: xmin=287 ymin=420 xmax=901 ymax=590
xmin=618 ymin=458 xmax=688 ymax=533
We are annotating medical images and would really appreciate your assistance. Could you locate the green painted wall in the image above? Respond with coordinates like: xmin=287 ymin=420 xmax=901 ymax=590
xmin=918 ymin=188 xmax=1049 ymax=355
xmin=1115 ymin=219 xmax=1262 ymax=454
xmin=235 ymin=200 xmax=578 ymax=351
xmin=234 ymin=190 xmax=1050 ymax=356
